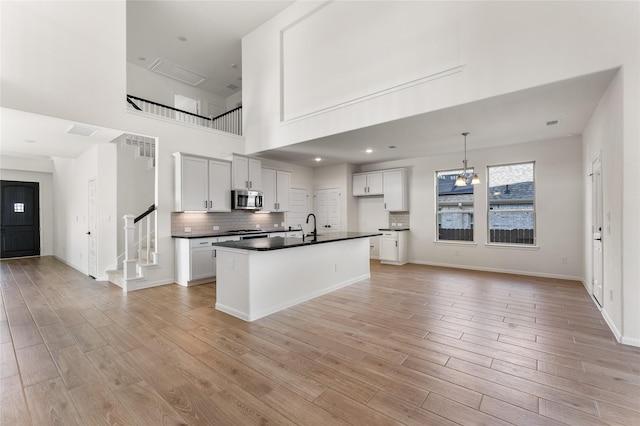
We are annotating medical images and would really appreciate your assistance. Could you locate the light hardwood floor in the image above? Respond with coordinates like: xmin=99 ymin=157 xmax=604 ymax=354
xmin=1 ymin=256 xmax=639 ymax=425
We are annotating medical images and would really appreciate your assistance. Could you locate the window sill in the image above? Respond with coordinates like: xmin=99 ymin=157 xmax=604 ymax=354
xmin=484 ymin=243 xmax=540 ymax=250
xmin=433 ymin=240 xmax=477 ymax=247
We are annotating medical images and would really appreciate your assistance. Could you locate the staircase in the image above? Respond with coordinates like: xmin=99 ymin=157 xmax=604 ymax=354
xmin=106 ymin=132 xmax=160 ymax=291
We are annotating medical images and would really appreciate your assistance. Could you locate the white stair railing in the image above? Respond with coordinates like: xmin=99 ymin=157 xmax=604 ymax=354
xmin=123 ymin=205 xmax=157 ymax=279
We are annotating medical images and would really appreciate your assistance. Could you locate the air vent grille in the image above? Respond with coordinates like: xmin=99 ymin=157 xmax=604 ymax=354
xmin=66 ymin=124 xmax=98 ymax=137
xmin=226 ymin=84 xmax=239 ymax=90
xmin=148 ymin=58 xmax=207 ymax=86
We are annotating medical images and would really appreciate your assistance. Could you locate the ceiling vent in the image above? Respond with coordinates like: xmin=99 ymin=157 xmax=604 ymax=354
xmin=66 ymin=124 xmax=98 ymax=137
xmin=148 ymin=58 xmax=207 ymax=86
xmin=546 ymin=119 xmax=560 ymax=126
xmin=226 ymin=84 xmax=239 ymax=90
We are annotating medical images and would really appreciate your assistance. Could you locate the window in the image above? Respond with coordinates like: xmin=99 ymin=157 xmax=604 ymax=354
xmin=487 ymin=162 xmax=535 ymax=245
xmin=436 ymin=169 xmax=474 ymax=241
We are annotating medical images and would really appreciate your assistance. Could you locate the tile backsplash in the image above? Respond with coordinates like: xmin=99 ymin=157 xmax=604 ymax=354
xmin=389 ymin=211 xmax=410 ymax=228
xmin=172 ymin=211 xmax=285 ymax=234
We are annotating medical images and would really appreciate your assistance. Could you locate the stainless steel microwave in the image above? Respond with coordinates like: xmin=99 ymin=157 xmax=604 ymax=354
xmin=231 ymin=189 xmax=263 ymax=210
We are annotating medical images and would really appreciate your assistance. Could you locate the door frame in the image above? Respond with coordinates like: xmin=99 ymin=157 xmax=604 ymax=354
xmin=0 ymin=180 xmax=41 ymax=258
xmin=88 ymin=178 xmax=97 ymax=278
xmin=591 ymin=157 xmax=604 ymax=306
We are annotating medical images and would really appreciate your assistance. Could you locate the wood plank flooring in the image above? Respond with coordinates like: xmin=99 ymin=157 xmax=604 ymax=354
xmin=1 ymin=256 xmax=639 ymax=425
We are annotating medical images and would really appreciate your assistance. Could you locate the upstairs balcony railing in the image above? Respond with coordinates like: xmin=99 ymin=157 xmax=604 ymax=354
xmin=126 ymin=94 xmax=242 ymax=136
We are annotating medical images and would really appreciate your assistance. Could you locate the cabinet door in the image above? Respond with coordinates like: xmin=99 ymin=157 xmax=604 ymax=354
xmin=191 ymin=248 xmax=216 ymax=280
xmin=367 ymin=172 xmax=384 ymax=195
xmin=232 ymin=155 xmax=249 ymax=189
xmin=261 ymin=168 xmax=276 ymax=210
xmin=248 ymin=158 xmax=262 ymax=190
xmin=352 ymin=173 xmax=368 ymax=196
xmin=180 ymin=156 xmax=208 ymax=211
xmin=208 ymin=160 xmax=231 ymax=211
xmin=276 ymin=171 xmax=291 ymax=211
xmin=379 ymin=238 xmax=399 ymax=261
xmin=383 ymin=169 xmax=408 ymax=211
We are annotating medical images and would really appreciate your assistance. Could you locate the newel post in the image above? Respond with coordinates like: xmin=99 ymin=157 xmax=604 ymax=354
xmin=123 ymin=214 xmax=137 ymax=279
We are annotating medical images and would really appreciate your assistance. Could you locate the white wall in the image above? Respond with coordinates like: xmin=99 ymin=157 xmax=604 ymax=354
xmin=0 ymin=167 xmax=54 ymax=256
xmin=127 ymin=63 xmax=227 ymax=117
xmin=358 ymin=136 xmax=584 ymax=280
xmin=582 ymin=72 xmax=625 ymax=342
xmin=243 ymin=2 xmax=638 ymax=153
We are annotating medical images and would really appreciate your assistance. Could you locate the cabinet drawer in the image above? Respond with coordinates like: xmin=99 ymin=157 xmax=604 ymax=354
xmin=189 ymin=237 xmax=217 ymax=248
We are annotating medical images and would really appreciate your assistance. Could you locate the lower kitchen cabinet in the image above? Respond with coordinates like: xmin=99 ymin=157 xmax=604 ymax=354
xmin=174 ymin=236 xmax=240 ymax=286
xmin=379 ymin=230 xmax=408 ymax=265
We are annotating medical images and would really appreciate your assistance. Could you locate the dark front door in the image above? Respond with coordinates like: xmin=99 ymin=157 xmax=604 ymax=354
xmin=1 ymin=181 xmax=40 ymax=258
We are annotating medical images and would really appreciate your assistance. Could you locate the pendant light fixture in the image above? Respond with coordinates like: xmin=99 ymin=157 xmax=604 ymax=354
xmin=454 ymin=132 xmax=481 ymax=187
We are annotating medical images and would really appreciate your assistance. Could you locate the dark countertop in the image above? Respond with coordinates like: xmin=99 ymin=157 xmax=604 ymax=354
xmin=172 ymin=228 xmax=293 ymax=239
xmin=211 ymin=232 xmax=381 ymax=251
xmin=378 ymin=228 xmax=410 ymax=231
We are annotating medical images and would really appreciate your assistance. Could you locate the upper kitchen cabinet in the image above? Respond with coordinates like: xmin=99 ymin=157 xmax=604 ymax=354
xmin=383 ymin=169 xmax=409 ymax=211
xmin=232 ymin=154 xmax=262 ymax=190
xmin=173 ymin=153 xmax=231 ymax=212
xmin=261 ymin=169 xmax=291 ymax=211
xmin=353 ymin=171 xmax=383 ymax=196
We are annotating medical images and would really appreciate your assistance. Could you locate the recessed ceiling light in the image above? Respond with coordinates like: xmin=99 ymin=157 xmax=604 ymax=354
xmin=231 ymin=64 xmax=238 ymax=69
xmin=365 ymin=148 xmax=373 ymax=154
xmin=177 ymin=36 xmax=187 ymax=42
xmin=315 ymin=157 xmax=322 ymax=162
xmin=24 ymin=139 xmax=37 ymax=144
xmin=388 ymin=145 xmax=397 ymax=149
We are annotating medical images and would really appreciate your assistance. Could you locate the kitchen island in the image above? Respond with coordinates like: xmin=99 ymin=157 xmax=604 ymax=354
xmin=212 ymin=232 xmax=380 ymax=321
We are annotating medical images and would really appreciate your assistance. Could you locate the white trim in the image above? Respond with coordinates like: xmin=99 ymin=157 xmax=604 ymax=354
xmin=484 ymin=243 xmax=540 ymax=251
xmin=124 ymin=278 xmax=174 ymax=292
xmin=601 ymin=307 xmax=624 ymax=343
xmin=408 ymin=259 xmax=582 ymax=282
xmin=433 ymin=241 xmax=477 ymax=247
xmin=281 ymin=65 xmax=465 ymax=124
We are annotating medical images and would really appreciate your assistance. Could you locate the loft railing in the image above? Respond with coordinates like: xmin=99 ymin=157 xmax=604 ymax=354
xmin=126 ymin=94 xmax=243 ymax=136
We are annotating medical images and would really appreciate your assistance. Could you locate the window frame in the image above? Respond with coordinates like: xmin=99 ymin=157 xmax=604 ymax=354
xmin=486 ymin=161 xmax=537 ymax=247
xmin=435 ymin=167 xmax=476 ymax=243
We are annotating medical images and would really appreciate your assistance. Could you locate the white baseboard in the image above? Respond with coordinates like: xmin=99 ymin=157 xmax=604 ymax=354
xmin=408 ymin=259 xmax=583 ymax=282
xmin=125 ymin=278 xmax=174 ymax=292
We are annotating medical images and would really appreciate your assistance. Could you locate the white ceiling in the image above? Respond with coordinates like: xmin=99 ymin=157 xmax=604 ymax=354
xmin=255 ymin=68 xmax=617 ymax=167
xmin=126 ymin=1 xmax=294 ymax=97
xmin=0 ymin=108 xmax=125 ymax=159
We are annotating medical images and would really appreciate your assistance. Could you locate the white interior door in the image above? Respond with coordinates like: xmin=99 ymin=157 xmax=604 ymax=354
xmin=316 ymin=188 xmax=341 ymax=234
xmin=88 ymin=179 xmax=97 ymax=278
xmin=592 ymin=157 xmax=604 ymax=306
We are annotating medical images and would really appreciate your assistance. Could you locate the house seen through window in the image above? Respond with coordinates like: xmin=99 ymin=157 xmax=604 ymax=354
xmin=436 ymin=169 xmax=474 ymax=242
xmin=488 ymin=162 xmax=535 ymax=245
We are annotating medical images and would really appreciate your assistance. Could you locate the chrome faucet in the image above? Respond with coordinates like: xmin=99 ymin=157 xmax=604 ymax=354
xmin=306 ymin=213 xmax=317 ymax=241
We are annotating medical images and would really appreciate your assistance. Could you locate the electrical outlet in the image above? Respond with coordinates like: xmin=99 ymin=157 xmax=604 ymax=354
xmin=184 ymin=227 xmax=191 ymax=233
xmin=274 ymin=224 xmax=279 ymax=228
xmin=391 ymin=222 xmax=397 ymax=226
xmin=454 ymin=250 xmax=460 ymax=256
xmin=213 ymin=226 xmax=219 ymax=231
xmin=397 ymin=223 xmax=402 ymax=227
xmin=255 ymin=224 xmax=261 ymax=229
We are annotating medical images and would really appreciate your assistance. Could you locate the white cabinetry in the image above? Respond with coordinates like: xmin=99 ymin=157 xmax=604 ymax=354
xmin=383 ymin=169 xmax=409 ymax=211
xmin=379 ymin=230 xmax=408 ymax=265
xmin=175 ymin=235 xmax=240 ymax=286
xmin=232 ymin=154 xmax=262 ymax=190
xmin=173 ymin=153 xmax=231 ymax=212
xmin=353 ymin=172 xmax=383 ymax=196
xmin=261 ymin=169 xmax=291 ymax=211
